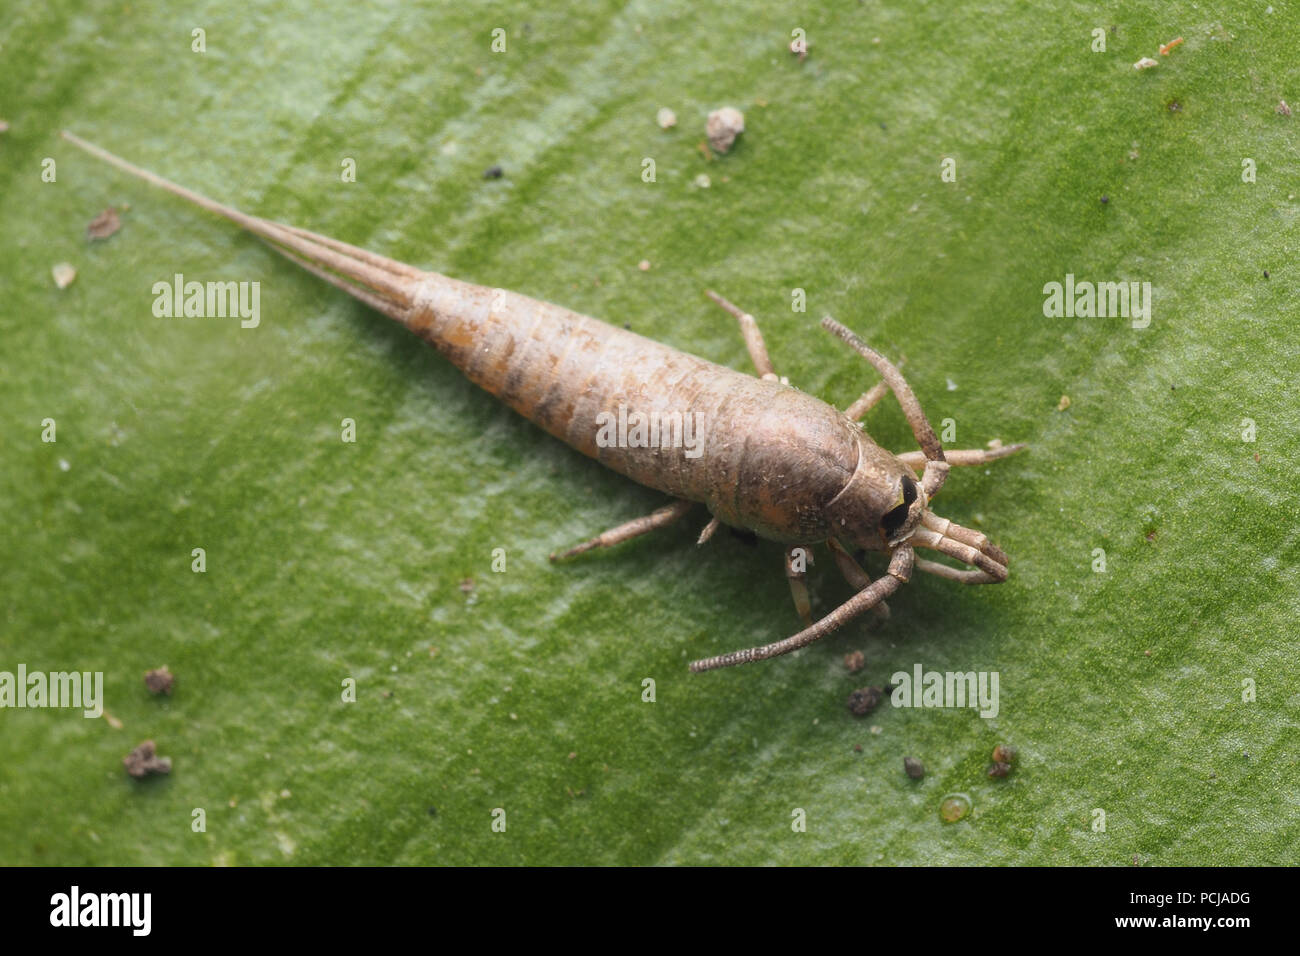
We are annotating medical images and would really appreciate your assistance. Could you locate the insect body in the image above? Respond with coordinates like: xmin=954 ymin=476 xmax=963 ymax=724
xmin=61 ymin=131 xmax=1024 ymax=672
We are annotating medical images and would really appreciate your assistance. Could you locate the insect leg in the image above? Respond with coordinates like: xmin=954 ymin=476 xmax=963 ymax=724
xmin=549 ymin=499 xmax=694 ymax=561
xmin=827 ymin=538 xmax=890 ymax=621
xmin=896 ymin=444 xmax=1026 ymax=470
xmin=843 ymin=360 xmax=905 ymax=421
xmin=703 ymin=291 xmax=779 ymax=381
xmin=690 ymin=546 xmax=913 ymax=672
xmin=914 ymin=558 xmax=998 ymax=584
xmin=696 ymin=516 xmax=722 ymax=545
xmin=911 ymin=527 xmax=1008 ymax=581
xmin=785 ymin=545 xmax=814 ymax=627
xmin=920 ymin=512 xmax=1009 ymax=567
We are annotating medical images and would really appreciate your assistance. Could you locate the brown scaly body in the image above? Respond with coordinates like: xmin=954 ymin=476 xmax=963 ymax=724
xmin=61 ymin=131 xmax=1024 ymax=672
xmin=410 ymin=279 xmax=874 ymax=543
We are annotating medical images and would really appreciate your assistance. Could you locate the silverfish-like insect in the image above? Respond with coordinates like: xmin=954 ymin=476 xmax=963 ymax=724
xmin=60 ymin=131 xmax=1025 ymax=673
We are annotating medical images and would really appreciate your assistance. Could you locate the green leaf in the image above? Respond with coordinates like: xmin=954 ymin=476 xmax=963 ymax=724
xmin=2 ymin=1 xmax=1296 ymax=865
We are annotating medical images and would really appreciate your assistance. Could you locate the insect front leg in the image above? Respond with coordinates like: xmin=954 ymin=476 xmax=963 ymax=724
xmin=785 ymin=545 xmax=814 ymax=627
xmin=549 ymin=499 xmax=694 ymax=561
xmin=826 ymin=538 xmax=890 ymax=622
xmin=690 ymin=546 xmax=914 ymax=672
xmin=895 ymin=445 xmax=1026 ymax=470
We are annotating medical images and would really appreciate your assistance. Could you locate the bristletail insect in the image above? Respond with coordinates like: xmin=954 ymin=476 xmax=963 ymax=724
xmin=60 ymin=131 xmax=1026 ymax=673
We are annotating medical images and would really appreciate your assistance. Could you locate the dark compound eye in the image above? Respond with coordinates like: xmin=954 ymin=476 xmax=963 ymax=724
xmin=880 ymin=475 xmax=918 ymax=539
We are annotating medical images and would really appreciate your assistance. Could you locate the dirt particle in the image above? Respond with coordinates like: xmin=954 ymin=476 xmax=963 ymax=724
xmin=52 ymin=262 xmax=77 ymax=289
xmin=483 ymin=164 xmax=504 ymax=179
xmin=1166 ymin=99 xmax=1182 ymax=113
xmin=903 ymin=756 xmax=925 ymax=779
xmin=1278 ymin=100 xmax=1293 ymax=117
xmin=656 ymin=107 xmax=677 ymax=129
xmin=853 ymin=743 xmax=863 ymax=753
xmin=567 ymin=751 xmax=577 ymax=760
xmin=843 ymin=650 xmax=866 ymax=673
xmin=87 ymin=206 xmax=122 ymax=240
xmin=1263 ymin=270 xmax=1270 ymax=278
xmin=123 ymin=740 xmax=171 ymax=779
xmin=144 ymin=666 xmax=174 ymax=695
xmin=992 ymin=744 xmax=1016 ymax=764
xmin=988 ymin=761 xmax=1012 ymax=778
xmin=1100 ymin=195 xmax=1109 ymax=204
xmin=847 ymin=686 xmax=883 ymax=716
xmin=706 ymin=107 xmax=745 ymax=154
xmin=459 ymin=577 xmax=475 ymax=594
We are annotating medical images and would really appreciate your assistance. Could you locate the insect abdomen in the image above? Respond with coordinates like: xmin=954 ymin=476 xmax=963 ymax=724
xmin=407 ymin=279 xmax=861 ymax=542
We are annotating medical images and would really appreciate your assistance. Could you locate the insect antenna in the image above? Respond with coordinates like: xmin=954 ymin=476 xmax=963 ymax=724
xmin=820 ymin=317 xmax=944 ymax=462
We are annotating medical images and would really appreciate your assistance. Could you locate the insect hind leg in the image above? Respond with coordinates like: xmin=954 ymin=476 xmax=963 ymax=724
xmin=549 ymin=499 xmax=693 ymax=561
xmin=704 ymin=290 xmax=779 ymax=381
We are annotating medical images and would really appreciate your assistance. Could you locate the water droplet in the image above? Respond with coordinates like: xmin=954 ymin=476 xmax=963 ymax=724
xmin=940 ymin=793 xmax=971 ymax=823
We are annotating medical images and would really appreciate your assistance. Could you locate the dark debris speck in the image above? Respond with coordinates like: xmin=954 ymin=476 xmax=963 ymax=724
xmin=144 ymin=666 xmax=174 ymax=695
xmin=123 ymin=740 xmax=172 ymax=779
xmin=847 ymin=686 xmax=883 ymax=716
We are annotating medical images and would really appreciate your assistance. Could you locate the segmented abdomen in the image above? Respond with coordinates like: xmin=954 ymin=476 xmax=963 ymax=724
xmin=405 ymin=276 xmax=862 ymax=542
